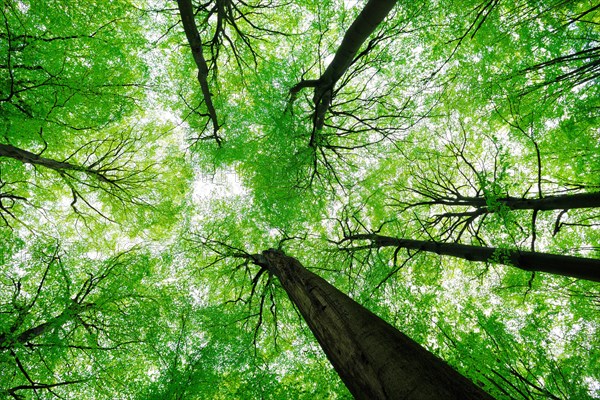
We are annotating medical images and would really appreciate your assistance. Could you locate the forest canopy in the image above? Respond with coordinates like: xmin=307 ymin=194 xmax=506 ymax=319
xmin=1 ymin=0 xmax=599 ymax=398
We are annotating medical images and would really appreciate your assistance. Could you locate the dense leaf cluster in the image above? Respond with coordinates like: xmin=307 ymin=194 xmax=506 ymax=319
xmin=0 ymin=0 xmax=598 ymax=398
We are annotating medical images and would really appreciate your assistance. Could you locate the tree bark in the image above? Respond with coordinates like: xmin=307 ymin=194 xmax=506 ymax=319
xmin=255 ymin=249 xmax=494 ymax=400
xmin=345 ymin=234 xmax=600 ymax=282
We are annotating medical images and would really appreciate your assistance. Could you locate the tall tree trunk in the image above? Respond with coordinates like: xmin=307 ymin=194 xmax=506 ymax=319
xmin=254 ymin=249 xmax=494 ymax=400
xmin=0 ymin=143 xmax=82 ymax=172
xmin=344 ymin=234 xmax=600 ymax=282
xmin=434 ymin=192 xmax=600 ymax=211
xmin=0 ymin=301 xmax=93 ymax=349
xmin=290 ymin=0 xmax=397 ymax=131
xmin=176 ymin=0 xmax=221 ymax=145
xmin=0 ymin=143 xmax=112 ymax=183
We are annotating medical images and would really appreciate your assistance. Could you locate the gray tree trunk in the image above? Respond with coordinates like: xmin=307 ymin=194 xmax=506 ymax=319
xmin=434 ymin=192 xmax=600 ymax=211
xmin=256 ymin=249 xmax=494 ymax=400
xmin=345 ymin=234 xmax=600 ymax=282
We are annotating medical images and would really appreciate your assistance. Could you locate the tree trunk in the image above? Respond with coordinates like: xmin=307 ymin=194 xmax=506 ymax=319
xmin=440 ymin=192 xmax=600 ymax=211
xmin=290 ymin=0 xmax=397 ymax=131
xmin=345 ymin=234 xmax=600 ymax=282
xmin=318 ymin=0 xmax=396 ymax=89
xmin=176 ymin=0 xmax=221 ymax=144
xmin=0 ymin=143 xmax=81 ymax=172
xmin=0 ymin=302 xmax=94 ymax=349
xmin=0 ymin=143 xmax=113 ymax=183
xmin=256 ymin=249 xmax=494 ymax=400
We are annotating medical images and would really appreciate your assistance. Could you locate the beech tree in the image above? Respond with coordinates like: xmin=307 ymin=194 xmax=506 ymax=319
xmin=240 ymin=248 xmax=493 ymax=399
xmin=1 ymin=0 xmax=599 ymax=399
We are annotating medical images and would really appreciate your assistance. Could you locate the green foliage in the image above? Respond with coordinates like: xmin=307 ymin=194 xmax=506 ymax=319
xmin=1 ymin=0 xmax=599 ymax=398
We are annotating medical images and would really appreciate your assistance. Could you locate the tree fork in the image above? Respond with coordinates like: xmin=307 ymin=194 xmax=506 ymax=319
xmin=254 ymin=249 xmax=494 ymax=400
